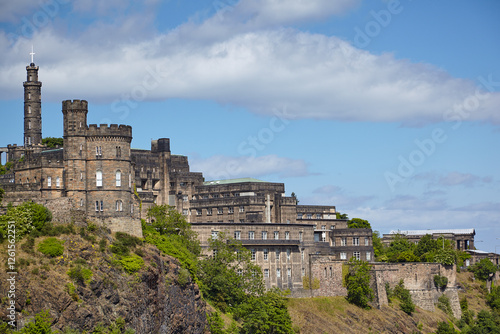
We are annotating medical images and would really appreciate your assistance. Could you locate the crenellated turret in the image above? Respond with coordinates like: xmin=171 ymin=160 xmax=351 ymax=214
xmin=23 ymin=62 xmax=42 ymax=146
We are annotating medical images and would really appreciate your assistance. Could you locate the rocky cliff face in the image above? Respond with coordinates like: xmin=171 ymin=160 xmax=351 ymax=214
xmin=0 ymin=234 xmax=208 ymax=333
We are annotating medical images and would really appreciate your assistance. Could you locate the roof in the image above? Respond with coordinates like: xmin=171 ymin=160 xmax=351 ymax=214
xmin=389 ymin=229 xmax=475 ymax=236
xmin=203 ymin=178 xmax=266 ymax=186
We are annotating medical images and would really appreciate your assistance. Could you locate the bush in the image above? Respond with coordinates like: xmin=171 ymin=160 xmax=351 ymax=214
xmin=437 ymin=294 xmax=453 ymax=316
xmin=38 ymin=237 xmax=64 ymax=257
xmin=19 ymin=310 xmax=54 ymax=333
xmin=0 ymin=202 xmax=52 ymax=241
xmin=178 ymin=267 xmax=191 ymax=287
xmin=119 ymin=254 xmax=144 ymax=273
xmin=99 ymin=238 xmax=107 ymax=252
xmin=21 ymin=237 xmax=36 ymax=254
xmin=394 ymin=279 xmax=415 ymax=315
xmin=469 ymin=258 xmax=497 ymax=281
xmin=67 ymin=265 xmax=93 ymax=285
xmin=434 ymin=275 xmax=449 ymax=289
xmin=435 ymin=321 xmax=457 ymax=334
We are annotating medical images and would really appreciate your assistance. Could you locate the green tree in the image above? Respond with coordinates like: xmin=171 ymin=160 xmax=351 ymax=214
xmin=393 ymin=279 xmax=415 ymax=315
xmin=435 ymin=321 xmax=457 ymax=334
xmin=345 ymin=258 xmax=374 ymax=309
xmin=237 ymin=289 xmax=294 ymax=334
xmin=464 ymin=310 xmax=500 ymax=334
xmin=335 ymin=212 xmax=348 ymax=220
xmin=415 ymin=234 xmax=440 ymax=259
xmin=146 ymin=205 xmax=200 ymax=256
xmin=487 ymin=285 xmax=500 ymax=311
xmin=347 ymin=218 xmax=371 ymax=229
xmin=0 ymin=187 xmax=4 ymax=206
xmin=386 ymin=234 xmax=415 ymax=262
xmin=0 ymin=201 xmax=52 ymax=241
xmin=0 ymin=161 xmax=14 ymax=176
xmin=434 ymin=248 xmax=456 ymax=266
xmin=372 ymin=231 xmax=385 ymax=260
xmin=42 ymin=137 xmax=64 ymax=148
xmin=469 ymin=258 xmax=497 ymax=281
xmin=198 ymin=232 xmax=264 ymax=311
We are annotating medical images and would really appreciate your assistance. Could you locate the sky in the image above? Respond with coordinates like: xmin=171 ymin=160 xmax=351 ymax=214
xmin=0 ymin=0 xmax=499 ymax=251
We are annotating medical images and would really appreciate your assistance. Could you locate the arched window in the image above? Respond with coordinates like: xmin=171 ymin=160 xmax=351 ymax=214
xmin=28 ymin=106 xmax=31 ymax=114
xmin=56 ymin=177 xmax=60 ymax=188
xmin=116 ymin=200 xmax=123 ymax=212
xmin=47 ymin=176 xmax=52 ymax=187
xmin=116 ymin=170 xmax=121 ymax=187
xmin=96 ymin=170 xmax=103 ymax=187
xmin=28 ymin=121 xmax=31 ymax=129
xmin=128 ymin=173 xmax=131 ymax=188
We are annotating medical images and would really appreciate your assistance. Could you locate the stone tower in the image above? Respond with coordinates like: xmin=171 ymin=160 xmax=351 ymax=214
xmin=23 ymin=59 xmax=42 ymax=146
xmin=62 ymin=100 xmax=89 ymax=210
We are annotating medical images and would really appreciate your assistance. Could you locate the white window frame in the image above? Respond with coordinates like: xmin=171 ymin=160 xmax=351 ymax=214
xmin=263 ymin=249 xmax=268 ymax=260
xmin=96 ymin=170 xmax=103 ymax=187
xmin=366 ymin=252 xmax=371 ymax=261
xmin=287 ymin=268 xmax=292 ymax=278
xmin=239 ymin=206 xmax=245 ymax=212
xmin=285 ymin=231 xmax=290 ymax=240
xmin=340 ymin=252 xmax=347 ymax=260
xmin=56 ymin=177 xmax=60 ymax=188
xmin=277 ymin=268 xmax=281 ymax=278
xmin=47 ymin=176 xmax=52 ymax=187
xmin=353 ymin=237 xmax=359 ymax=246
xmin=251 ymin=249 xmax=256 ymax=261
xmin=274 ymin=231 xmax=279 ymax=240
xmin=116 ymin=200 xmax=123 ymax=212
xmin=286 ymin=248 xmax=291 ymax=261
xmin=354 ymin=251 xmax=361 ymax=260
xmin=276 ymin=249 xmax=280 ymax=261
xmin=262 ymin=231 xmax=267 ymax=240
xmin=249 ymin=231 xmax=255 ymax=240
xmin=341 ymin=237 xmax=347 ymax=246
xmin=365 ymin=237 xmax=369 ymax=246
xmin=228 ymin=207 xmax=234 ymax=214
xmin=234 ymin=231 xmax=241 ymax=240
xmin=116 ymin=170 xmax=121 ymax=187
xmin=264 ymin=269 xmax=269 ymax=278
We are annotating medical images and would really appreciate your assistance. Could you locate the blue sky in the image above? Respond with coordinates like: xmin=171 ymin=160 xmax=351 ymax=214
xmin=0 ymin=0 xmax=499 ymax=251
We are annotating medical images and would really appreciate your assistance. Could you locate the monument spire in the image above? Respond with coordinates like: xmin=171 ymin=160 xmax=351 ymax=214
xmin=23 ymin=54 xmax=42 ymax=146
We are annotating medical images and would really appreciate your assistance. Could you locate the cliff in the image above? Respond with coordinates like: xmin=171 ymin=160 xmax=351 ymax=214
xmin=0 ymin=231 xmax=208 ymax=333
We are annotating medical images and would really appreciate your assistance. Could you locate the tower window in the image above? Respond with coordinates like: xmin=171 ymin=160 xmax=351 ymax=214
xmin=100 ymin=201 xmax=104 ymax=212
xmin=116 ymin=146 xmax=121 ymax=158
xmin=28 ymin=106 xmax=31 ymax=114
xmin=47 ymin=176 xmax=52 ymax=187
xmin=116 ymin=200 xmax=123 ymax=212
xmin=28 ymin=93 xmax=31 ymax=100
xmin=56 ymin=177 xmax=60 ymax=188
xmin=116 ymin=170 xmax=121 ymax=187
xmin=96 ymin=146 xmax=102 ymax=157
xmin=96 ymin=171 xmax=103 ymax=187
xmin=28 ymin=121 xmax=31 ymax=129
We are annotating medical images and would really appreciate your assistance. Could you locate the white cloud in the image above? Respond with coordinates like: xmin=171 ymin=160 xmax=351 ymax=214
xmin=414 ymin=171 xmax=494 ymax=188
xmin=0 ymin=0 xmax=40 ymax=23
xmin=190 ymin=154 xmax=310 ymax=180
xmin=384 ymin=195 xmax=448 ymax=211
xmin=1 ymin=0 xmax=499 ymax=126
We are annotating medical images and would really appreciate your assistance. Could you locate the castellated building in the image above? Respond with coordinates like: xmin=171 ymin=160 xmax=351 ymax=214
xmin=1 ymin=61 xmax=375 ymax=291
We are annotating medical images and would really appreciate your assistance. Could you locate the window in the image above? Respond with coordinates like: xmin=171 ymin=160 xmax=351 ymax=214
xmin=297 ymin=213 xmax=303 ymax=219
xmin=285 ymin=231 xmax=290 ymax=240
xmin=239 ymin=206 xmax=245 ymax=212
xmin=95 ymin=201 xmax=99 ymax=212
xmin=286 ymin=248 xmax=291 ymax=261
xmin=274 ymin=231 xmax=279 ymax=240
xmin=218 ymin=207 xmax=223 ymax=215
xmin=96 ymin=146 xmax=102 ymax=157
xmin=276 ymin=268 xmax=281 ymax=278
xmin=28 ymin=121 xmax=31 ymax=129
xmin=116 ymin=146 xmax=121 ymax=158
xmin=237 ymin=269 xmax=243 ymax=276
xmin=180 ymin=182 xmax=187 ymax=187
xmin=365 ymin=237 xmax=369 ymax=246
xmin=330 ymin=267 xmax=333 ymax=277
xmin=331 ymin=225 xmax=335 ymax=230
xmin=182 ymin=195 xmax=188 ymax=202
xmin=264 ymin=269 xmax=269 ymax=278
xmin=116 ymin=200 xmax=123 ymax=212
xmin=275 ymin=249 xmax=280 ymax=261
xmin=234 ymin=231 xmax=241 ymax=240
xmin=182 ymin=209 xmax=188 ymax=215
xmin=353 ymin=237 xmax=359 ymax=246
xmin=211 ymin=231 xmax=219 ymax=239
xmin=96 ymin=171 xmax=103 ymax=187
xmin=100 ymin=201 xmax=104 ymax=212
xmin=80 ymin=172 xmax=83 ymax=181
xmin=287 ymin=268 xmax=292 ymax=278
xmin=80 ymin=199 xmax=84 ymax=207
xmin=366 ymin=252 xmax=371 ymax=261
xmin=302 ymin=268 xmax=305 ymax=277
xmin=262 ymin=231 xmax=267 ymax=240
xmin=228 ymin=207 xmax=234 ymax=214
xmin=196 ymin=209 xmax=202 ymax=216
xmin=263 ymin=249 xmax=268 ymax=260
xmin=207 ymin=208 xmax=212 ymax=215
xmin=116 ymin=170 xmax=121 ymax=187
xmin=28 ymin=93 xmax=31 ymax=100
xmin=129 ymin=173 xmax=132 ymax=188
xmin=340 ymin=252 xmax=347 ymax=260
xmin=79 ymin=144 xmax=83 ymax=153
xmin=56 ymin=177 xmax=60 ymax=188
xmin=212 ymin=193 xmax=219 ymax=198
xmin=47 ymin=176 xmax=52 ymax=187
xmin=316 ymin=214 xmax=322 ymax=219
xmin=301 ymin=249 xmax=304 ymax=260
xmin=354 ymin=251 xmax=360 ymax=260
xmin=28 ymin=106 xmax=31 ymax=113
xmin=299 ymin=232 xmax=303 ymax=241
xmin=341 ymin=237 xmax=347 ymax=246
xmin=251 ymin=249 xmax=256 ymax=261
xmin=321 ymin=225 xmax=326 ymax=230
xmin=321 ymin=232 xmax=326 ymax=242
xmin=306 ymin=213 xmax=312 ymax=219
xmin=249 ymin=231 xmax=255 ymax=240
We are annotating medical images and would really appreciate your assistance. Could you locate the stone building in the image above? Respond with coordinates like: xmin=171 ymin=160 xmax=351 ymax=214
xmin=1 ymin=61 xmax=374 ymax=290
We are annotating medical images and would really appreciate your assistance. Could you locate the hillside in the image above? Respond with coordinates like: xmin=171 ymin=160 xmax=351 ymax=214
xmin=287 ymin=271 xmax=498 ymax=334
xmin=0 ymin=227 xmax=208 ymax=333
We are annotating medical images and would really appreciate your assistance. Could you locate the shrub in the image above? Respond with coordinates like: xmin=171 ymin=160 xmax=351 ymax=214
xmin=99 ymin=238 xmax=107 ymax=252
xmin=434 ymin=275 xmax=449 ymax=289
xmin=119 ymin=254 xmax=144 ymax=273
xmin=394 ymin=279 xmax=415 ymax=315
xmin=0 ymin=202 xmax=52 ymax=241
xmin=178 ymin=267 xmax=191 ymax=287
xmin=67 ymin=265 xmax=93 ymax=285
xmin=302 ymin=275 xmax=320 ymax=289
xmin=66 ymin=282 xmax=78 ymax=301
xmin=20 ymin=310 xmax=53 ymax=333
xmin=437 ymin=294 xmax=453 ymax=317
xmin=469 ymin=258 xmax=497 ymax=281
xmin=345 ymin=258 xmax=374 ymax=309
xmin=87 ymin=222 xmax=97 ymax=232
xmin=38 ymin=237 xmax=64 ymax=257
xmin=21 ymin=237 xmax=36 ymax=254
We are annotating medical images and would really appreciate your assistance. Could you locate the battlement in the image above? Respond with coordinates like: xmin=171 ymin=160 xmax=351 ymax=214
xmin=87 ymin=124 xmax=132 ymax=138
xmin=62 ymin=99 xmax=88 ymax=111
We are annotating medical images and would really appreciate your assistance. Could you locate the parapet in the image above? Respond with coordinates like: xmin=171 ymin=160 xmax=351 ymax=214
xmin=151 ymin=138 xmax=170 ymax=153
xmin=87 ymin=124 xmax=132 ymax=139
xmin=62 ymin=99 xmax=88 ymax=111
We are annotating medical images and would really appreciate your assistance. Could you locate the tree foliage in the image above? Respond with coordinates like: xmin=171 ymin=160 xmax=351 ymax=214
xmin=0 ymin=187 xmax=4 ymax=206
xmin=345 ymin=258 xmax=374 ymax=309
xmin=469 ymin=258 xmax=497 ymax=281
xmin=198 ymin=232 xmax=264 ymax=311
xmin=0 ymin=161 xmax=14 ymax=176
xmin=393 ymin=279 xmax=415 ymax=315
xmin=0 ymin=201 xmax=52 ymax=241
xmin=347 ymin=218 xmax=371 ymax=229
xmin=42 ymin=137 xmax=64 ymax=148
xmin=335 ymin=212 xmax=348 ymax=220
xmin=372 ymin=231 xmax=385 ymax=260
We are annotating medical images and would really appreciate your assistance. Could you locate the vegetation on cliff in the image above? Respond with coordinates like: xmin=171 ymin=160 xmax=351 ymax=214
xmin=42 ymin=137 xmax=64 ymax=148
